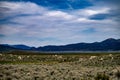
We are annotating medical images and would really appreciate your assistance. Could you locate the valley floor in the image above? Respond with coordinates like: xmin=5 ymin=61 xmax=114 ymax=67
xmin=0 ymin=52 xmax=120 ymax=80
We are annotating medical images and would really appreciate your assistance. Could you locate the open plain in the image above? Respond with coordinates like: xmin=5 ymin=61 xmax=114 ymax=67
xmin=0 ymin=51 xmax=120 ymax=80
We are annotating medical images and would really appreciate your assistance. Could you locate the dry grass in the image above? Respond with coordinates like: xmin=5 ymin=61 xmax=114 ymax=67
xmin=0 ymin=51 xmax=120 ymax=80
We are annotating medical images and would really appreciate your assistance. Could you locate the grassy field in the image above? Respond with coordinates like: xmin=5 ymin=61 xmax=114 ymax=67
xmin=0 ymin=51 xmax=120 ymax=80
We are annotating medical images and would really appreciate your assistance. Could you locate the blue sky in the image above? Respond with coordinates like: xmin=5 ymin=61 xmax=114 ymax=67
xmin=0 ymin=0 xmax=120 ymax=47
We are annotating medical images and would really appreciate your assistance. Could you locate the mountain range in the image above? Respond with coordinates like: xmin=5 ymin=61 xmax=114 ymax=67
xmin=0 ymin=38 xmax=120 ymax=52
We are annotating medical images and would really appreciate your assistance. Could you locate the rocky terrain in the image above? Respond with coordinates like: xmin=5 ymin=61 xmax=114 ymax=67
xmin=0 ymin=51 xmax=120 ymax=80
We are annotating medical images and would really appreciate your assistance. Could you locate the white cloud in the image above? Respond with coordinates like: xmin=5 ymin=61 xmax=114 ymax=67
xmin=45 ymin=11 xmax=74 ymax=20
xmin=84 ymin=8 xmax=110 ymax=15
xmin=0 ymin=1 xmax=46 ymax=19
xmin=71 ymin=7 xmax=110 ymax=18
xmin=0 ymin=1 xmax=119 ymax=46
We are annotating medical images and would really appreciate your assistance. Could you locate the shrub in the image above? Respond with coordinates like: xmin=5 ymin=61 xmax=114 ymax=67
xmin=115 ymin=70 xmax=120 ymax=80
xmin=94 ymin=72 xmax=109 ymax=80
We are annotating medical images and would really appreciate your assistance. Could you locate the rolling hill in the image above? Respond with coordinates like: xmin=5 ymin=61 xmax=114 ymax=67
xmin=0 ymin=38 xmax=120 ymax=52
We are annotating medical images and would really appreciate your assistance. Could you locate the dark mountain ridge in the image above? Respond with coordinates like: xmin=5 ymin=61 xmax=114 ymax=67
xmin=0 ymin=38 xmax=120 ymax=52
xmin=11 ymin=44 xmax=32 ymax=50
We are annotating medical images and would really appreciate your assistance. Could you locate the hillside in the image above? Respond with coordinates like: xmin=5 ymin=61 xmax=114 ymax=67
xmin=0 ymin=38 xmax=120 ymax=52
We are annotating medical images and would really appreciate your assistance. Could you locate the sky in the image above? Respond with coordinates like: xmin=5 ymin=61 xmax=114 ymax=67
xmin=0 ymin=0 xmax=120 ymax=47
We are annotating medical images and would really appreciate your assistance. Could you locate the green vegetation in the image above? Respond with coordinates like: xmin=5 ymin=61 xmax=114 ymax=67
xmin=0 ymin=51 xmax=120 ymax=80
xmin=94 ymin=72 xmax=109 ymax=80
xmin=115 ymin=70 xmax=120 ymax=80
xmin=0 ymin=51 xmax=120 ymax=66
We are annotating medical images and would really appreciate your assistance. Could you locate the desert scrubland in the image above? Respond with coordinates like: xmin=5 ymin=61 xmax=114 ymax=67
xmin=0 ymin=51 xmax=120 ymax=80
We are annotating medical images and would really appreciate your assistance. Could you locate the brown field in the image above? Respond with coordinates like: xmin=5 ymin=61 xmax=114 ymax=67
xmin=0 ymin=51 xmax=120 ymax=80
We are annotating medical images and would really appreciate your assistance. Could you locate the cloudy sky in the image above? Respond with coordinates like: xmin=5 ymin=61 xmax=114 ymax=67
xmin=0 ymin=0 xmax=120 ymax=47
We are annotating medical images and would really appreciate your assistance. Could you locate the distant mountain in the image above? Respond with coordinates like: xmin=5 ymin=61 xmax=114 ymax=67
xmin=0 ymin=45 xmax=18 ymax=52
xmin=0 ymin=44 xmax=32 ymax=52
xmin=0 ymin=38 xmax=120 ymax=52
xmin=37 ymin=38 xmax=120 ymax=51
xmin=11 ymin=44 xmax=32 ymax=50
